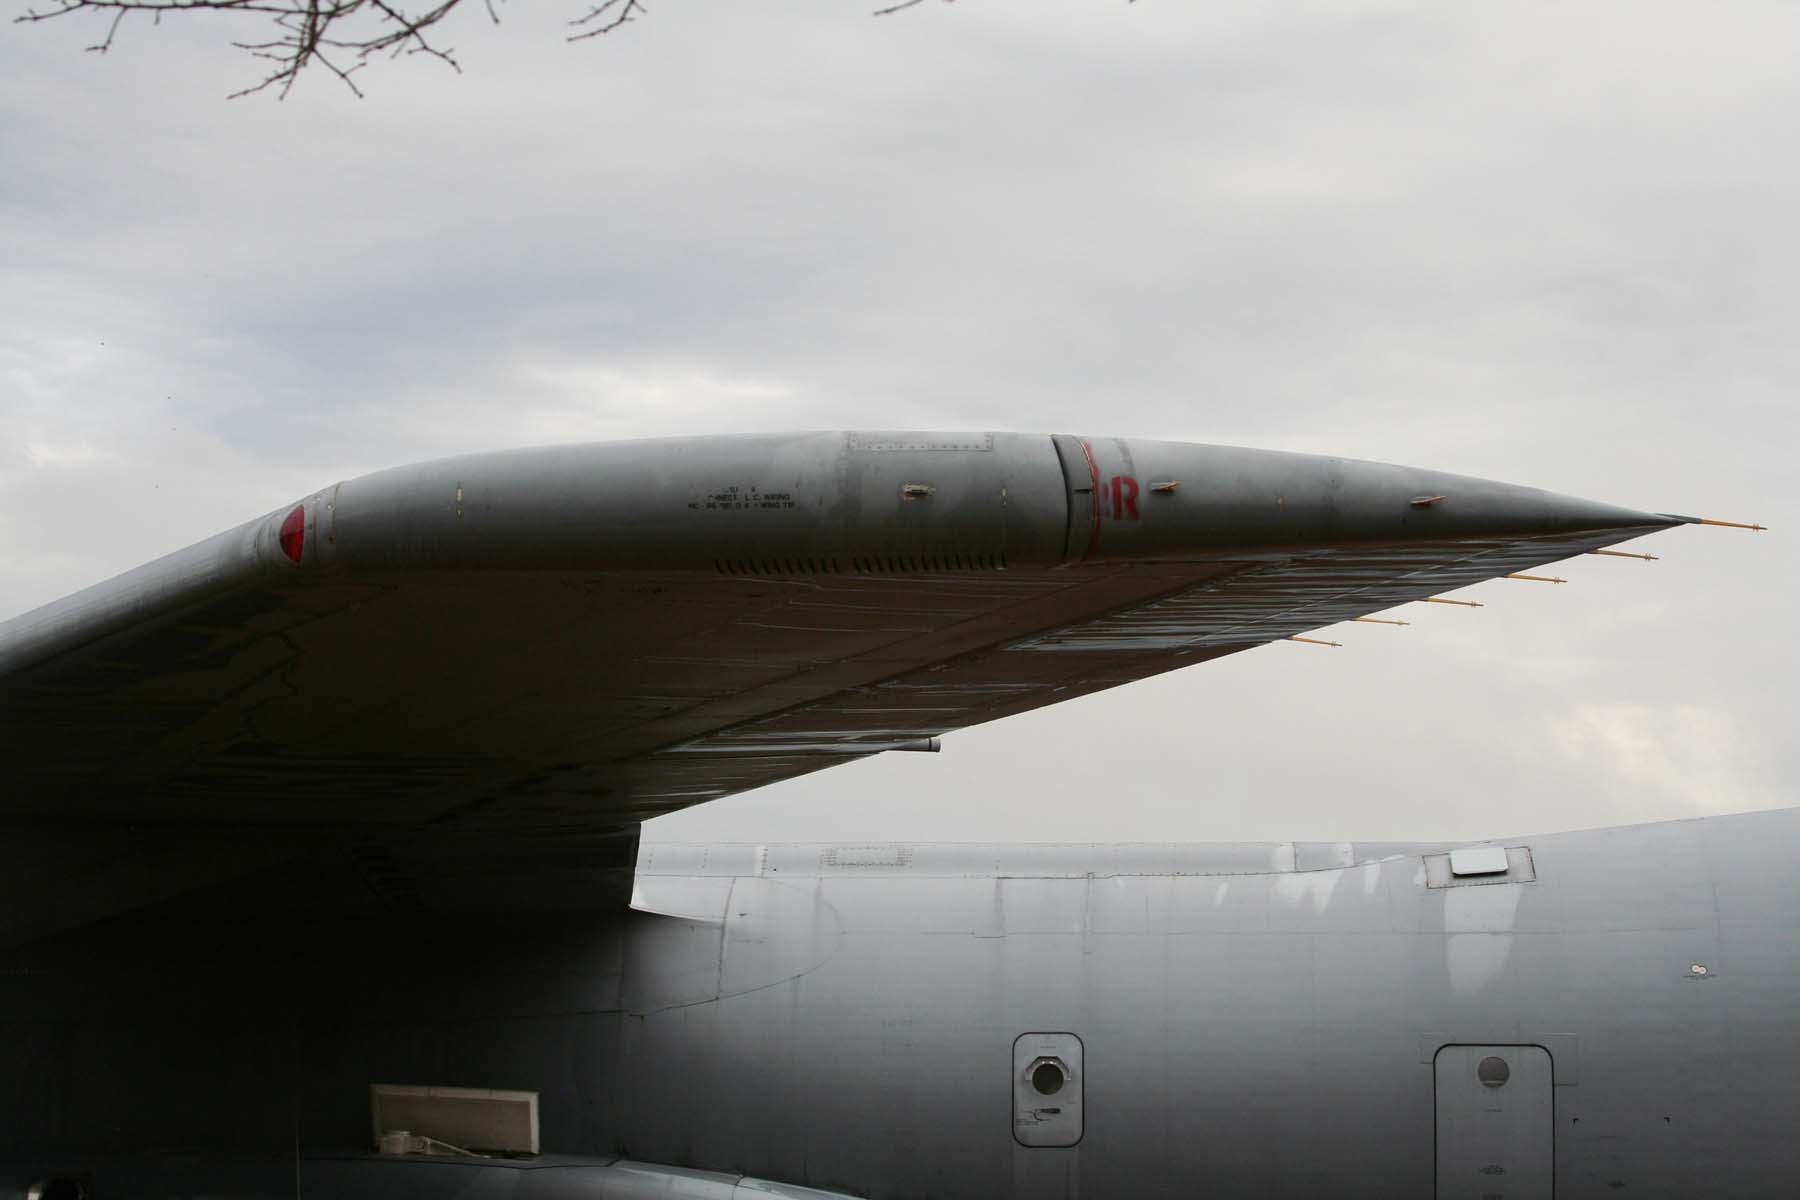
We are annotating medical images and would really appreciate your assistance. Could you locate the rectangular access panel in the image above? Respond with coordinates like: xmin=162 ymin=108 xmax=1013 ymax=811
xmin=370 ymin=1083 xmax=540 ymax=1154
xmin=1013 ymin=1032 xmax=1083 ymax=1147
xmin=1435 ymin=1045 xmax=1552 ymax=1199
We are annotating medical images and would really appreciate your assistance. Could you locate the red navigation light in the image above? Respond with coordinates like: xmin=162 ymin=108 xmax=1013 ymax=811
xmin=278 ymin=506 xmax=306 ymax=563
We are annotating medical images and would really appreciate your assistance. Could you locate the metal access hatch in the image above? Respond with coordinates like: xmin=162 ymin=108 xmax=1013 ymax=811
xmin=1434 ymin=1045 xmax=1553 ymax=1199
xmin=1013 ymin=1032 xmax=1083 ymax=1147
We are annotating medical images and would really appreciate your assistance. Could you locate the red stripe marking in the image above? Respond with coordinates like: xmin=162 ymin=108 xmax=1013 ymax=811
xmin=1078 ymin=437 xmax=1103 ymax=563
xmin=278 ymin=505 xmax=305 ymax=563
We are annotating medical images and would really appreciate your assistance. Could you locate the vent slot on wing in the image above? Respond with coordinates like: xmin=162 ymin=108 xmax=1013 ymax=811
xmin=715 ymin=557 xmax=845 ymax=576
xmin=715 ymin=551 xmax=1008 ymax=576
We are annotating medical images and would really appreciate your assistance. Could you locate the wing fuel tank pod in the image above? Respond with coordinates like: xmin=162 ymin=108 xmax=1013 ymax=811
xmin=1014 ymin=1032 xmax=1083 ymax=1147
xmin=274 ymin=432 xmax=1674 ymax=578
xmin=1050 ymin=435 xmax=1679 ymax=564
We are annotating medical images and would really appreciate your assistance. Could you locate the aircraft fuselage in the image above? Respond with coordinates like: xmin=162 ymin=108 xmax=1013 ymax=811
xmin=5 ymin=808 xmax=1796 ymax=1199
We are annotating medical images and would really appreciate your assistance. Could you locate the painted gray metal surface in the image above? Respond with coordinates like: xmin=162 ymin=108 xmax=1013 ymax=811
xmin=1012 ymin=1032 xmax=1083 ymax=1148
xmin=2 ymin=809 xmax=1795 ymax=1198
xmin=0 ymin=1156 xmax=861 ymax=1200
xmin=1436 ymin=1045 xmax=1554 ymax=1199
xmin=607 ymin=810 xmax=1800 ymax=1198
xmin=0 ymin=433 xmax=1744 ymax=1198
xmin=0 ymin=432 xmax=1678 ymax=937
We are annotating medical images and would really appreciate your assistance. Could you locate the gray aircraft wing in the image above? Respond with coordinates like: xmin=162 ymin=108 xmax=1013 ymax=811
xmin=0 ymin=432 xmax=1679 ymax=934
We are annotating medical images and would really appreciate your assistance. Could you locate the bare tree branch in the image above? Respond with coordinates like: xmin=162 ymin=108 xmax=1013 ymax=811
xmin=17 ymin=0 xmax=472 ymax=97
xmin=87 ymin=5 xmax=125 ymax=52
xmin=15 ymin=0 xmax=982 ymax=96
xmin=566 ymin=0 xmax=641 ymax=43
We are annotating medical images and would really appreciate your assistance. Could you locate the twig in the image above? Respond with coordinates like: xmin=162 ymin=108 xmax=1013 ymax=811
xmin=567 ymin=0 xmax=641 ymax=42
xmin=16 ymin=0 xmax=491 ymax=96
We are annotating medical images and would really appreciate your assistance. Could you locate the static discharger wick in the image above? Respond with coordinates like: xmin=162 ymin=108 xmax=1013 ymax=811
xmin=1421 ymin=597 xmax=1484 ymax=608
xmin=1287 ymin=635 xmax=1343 ymax=648
xmin=1588 ymin=549 xmax=1660 ymax=561
xmin=1352 ymin=616 xmax=1410 ymax=626
xmin=1505 ymin=572 xmax=1567 ymax=584
xmin=1661 ymin=513 xmax=1767 ymax=532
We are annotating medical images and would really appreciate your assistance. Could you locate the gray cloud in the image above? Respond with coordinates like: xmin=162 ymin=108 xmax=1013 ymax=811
xmin=2 ymin=0 xmax=1792 ymax=844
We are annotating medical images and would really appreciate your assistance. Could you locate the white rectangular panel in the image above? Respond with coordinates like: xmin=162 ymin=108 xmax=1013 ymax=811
xmin=370 ymin=1083 xmax=539 ymax=1154
xmin=1449 ymin=846 xmax=1511 ymax=876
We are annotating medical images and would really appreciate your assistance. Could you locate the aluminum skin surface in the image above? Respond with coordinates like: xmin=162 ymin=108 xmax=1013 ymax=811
xmin=0 ymin=431 xmax=1734 ymax=1199
xmin=0 ymin=433 xmax=1673 ymax=937
xmin=1 ymin=811 xmax=1795 ymax=1198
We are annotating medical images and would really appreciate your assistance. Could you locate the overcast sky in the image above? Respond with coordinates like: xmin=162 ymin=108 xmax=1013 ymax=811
xmin=2 ymin=0 xmax=1791 ymax=846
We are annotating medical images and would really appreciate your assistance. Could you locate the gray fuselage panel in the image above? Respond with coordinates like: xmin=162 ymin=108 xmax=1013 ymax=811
xmin=613 ymin=809 xmax=1799 ymax=1198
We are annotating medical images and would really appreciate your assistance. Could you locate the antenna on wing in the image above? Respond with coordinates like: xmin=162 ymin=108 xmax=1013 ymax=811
xmin=1420 ymin=597 xmax=1483 ymax=608
xmin=1286 ymin=635 xmax=1343 ymax=648
xmin=1587 ymin=549 xmax=1660 ymax=561
xmin=1504 ymin=573 xmax=1567 ymax=584
xmin=1351 ymin=616 xmax=1410 ymax=626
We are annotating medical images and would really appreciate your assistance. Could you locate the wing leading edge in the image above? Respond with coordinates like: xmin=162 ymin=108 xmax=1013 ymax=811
xmin=0 ymin=432 xmax=1677 ymax=930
